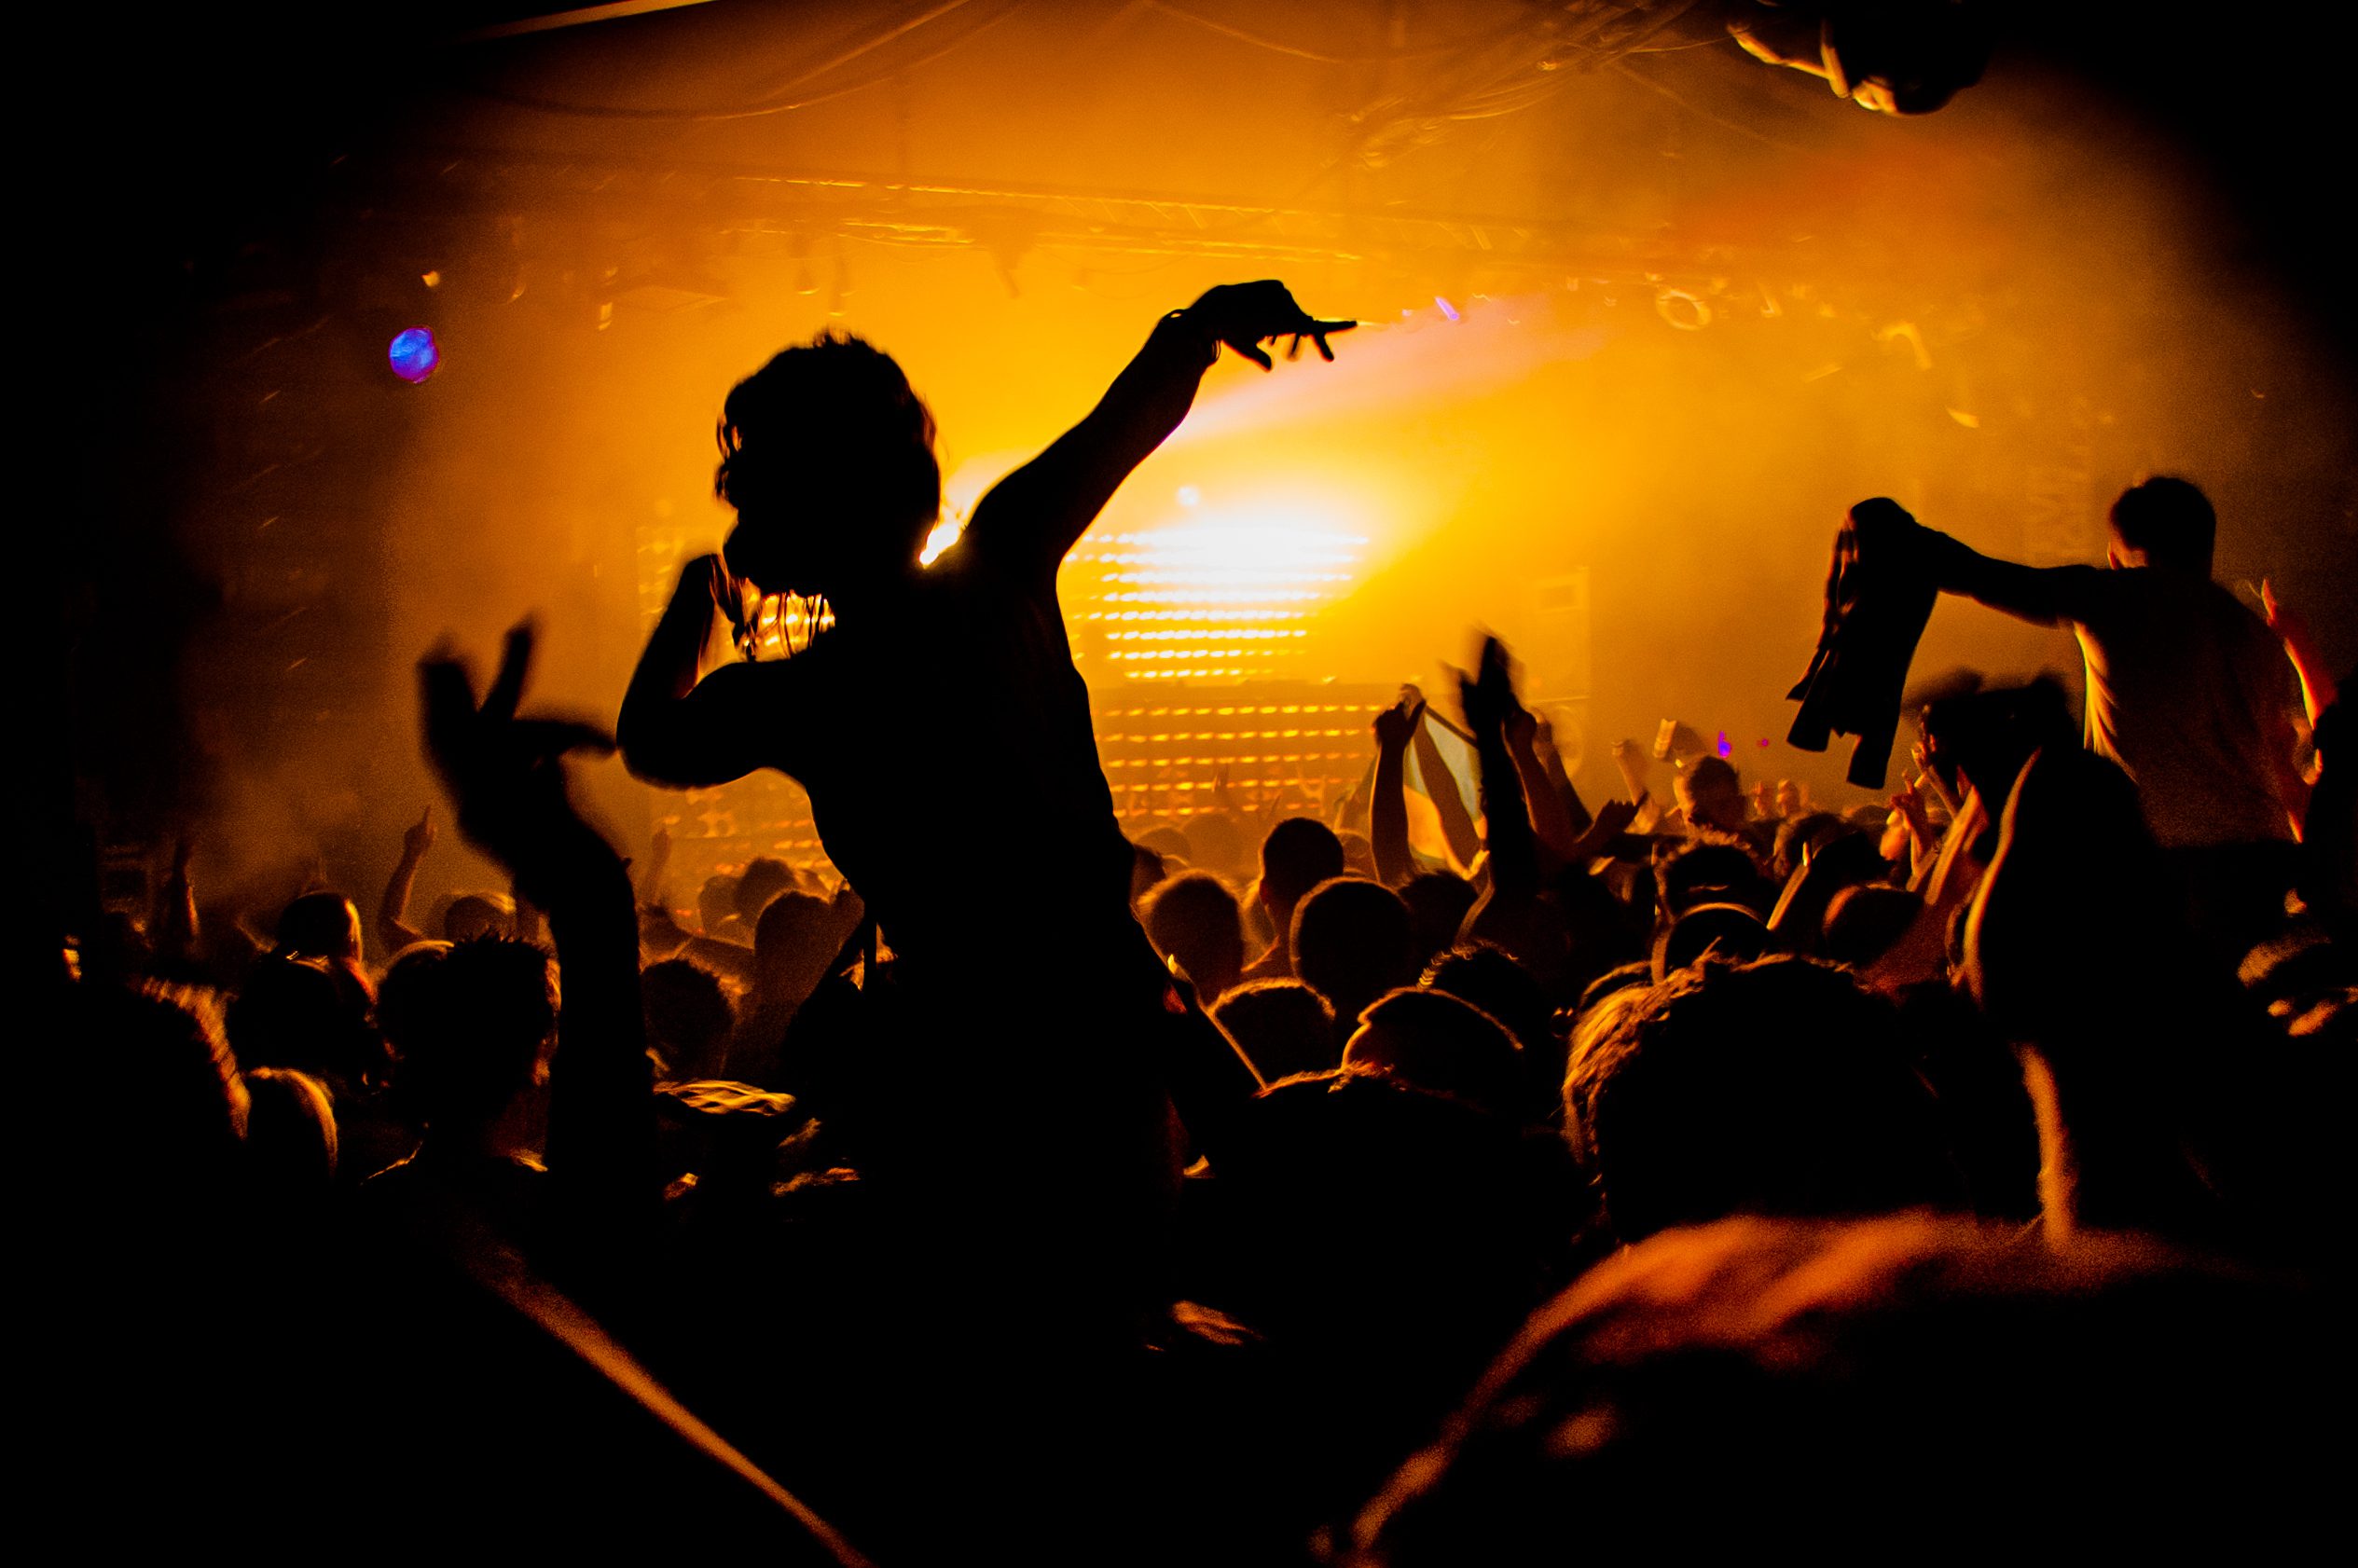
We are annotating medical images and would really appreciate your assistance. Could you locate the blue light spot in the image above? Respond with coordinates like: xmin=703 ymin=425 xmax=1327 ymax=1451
xmin=389 ymin=327 xmax=440 ymax=384
xmin=1716 ymin=730 xmax=1731 ymax=759
xmin=1434 ymin=296 xmax=1461 ymax=323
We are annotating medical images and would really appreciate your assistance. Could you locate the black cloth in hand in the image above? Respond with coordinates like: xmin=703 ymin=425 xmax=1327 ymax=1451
xmin=1786 ymin=498 xmax=1942 ymax=790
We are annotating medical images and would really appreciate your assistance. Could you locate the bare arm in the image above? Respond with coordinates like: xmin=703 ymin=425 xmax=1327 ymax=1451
xmin=1370 ymin=695 xmax=1418 ymax=889
xmin=2263 ymin=579 xmax=2337 ymax=730
xmin=1930 ymin=535 xmax=2104 ymax=628
xmin=617 ymin=555 xmax=782 ymax=790
xmin=151 ymin=836 xmax=199 ymax=974
xmin=1462 ymin=638 xmax=1541 ymax=902
xmin=1533 ymin=716 xmax=1593 ymax=837
xmin=1508 ymin=708 xmax=1580 ymax=873
xmin=377 ymin=806 xmax=434 ymax=953
xmin=964 ymin=282 xmax=1353 ymax=574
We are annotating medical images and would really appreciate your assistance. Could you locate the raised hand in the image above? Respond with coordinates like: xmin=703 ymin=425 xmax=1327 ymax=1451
xmin=402 ymin=805 xmax=437 ymax=860
xmin=1186 ymin=281 xmax=1356 ymax=368
xmin=1455 ymin=635 xmax=1520 ymax=736
xmin=1372 ymin=690 xmax=1425 ymax=751
xmin=1891 ymin=777 xmax=1935 ymax=841
xmin=420 ymin=620 xmax=615 ymax=884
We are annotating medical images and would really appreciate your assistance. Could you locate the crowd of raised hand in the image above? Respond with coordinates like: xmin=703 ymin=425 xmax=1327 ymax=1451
xmin=58 ymin=282 xmax=2348 ymax=1558
xmin=62 ymin=595 xmax=2343 ymax=1560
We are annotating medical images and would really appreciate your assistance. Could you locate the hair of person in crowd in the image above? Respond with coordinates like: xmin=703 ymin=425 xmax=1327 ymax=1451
xmin=1261 ymin=818 xmax=1347 ymax=931
xmin=2107 ymin=475 xmax=2215 ymax=571
xmin=1343 ymin=987 xmax=1528 ymax=1121
xmin=1343 ymin=1214 xmax=2332 ymax=1563
xmin=377 ymin=936 xmax=557 ymax=1133
xmin=1293 ymin=876 xmax=1419 ymax=1029
xmin=274 ymin=890 xmax=362 ymax=963
xmin=1562 ymin=954 xmax=1964 ymax=1242
xmin=713 ymin=331 xmax=944 ymax=598
xmin=1142 ymin=871 xmax=1248 ymax=1003
xmin=733 ymin=857 xmax=797 ymax=926
xmin=1211 ymin=979 xmax=1338 ymax=1082
xmin=1400 ymin=873 xmax=1481 ymax=968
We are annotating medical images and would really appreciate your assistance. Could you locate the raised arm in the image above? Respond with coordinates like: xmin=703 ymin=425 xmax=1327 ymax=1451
xmin=1533 ymin=715 xmax=1594 ymax=838
xmin=377 ymin=805 xmax=434 ymax=953
xmin=1927 ymin=533 xmax=2104 ymax=628
xmin=422 ymin=621 xmax=653 ymax=1228
xmin=2263 ymin=579 xmax=2338 ymax=731
xmin=617 ymin=554 xmax=779 ymax=790
xmin=1370 ymin=692 xmax=1419 ymax=888
xmin=1461 ymin=637 xmax=1541 ymax=902
xmin=964 ymin=282 xmax=1352 ymax=573
xmin=1507 ymin=707 xmax=1581 ymax=872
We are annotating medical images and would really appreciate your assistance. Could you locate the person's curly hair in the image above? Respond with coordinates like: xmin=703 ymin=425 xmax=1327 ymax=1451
xmin=715 ymin=331 xmax=940 ymax=532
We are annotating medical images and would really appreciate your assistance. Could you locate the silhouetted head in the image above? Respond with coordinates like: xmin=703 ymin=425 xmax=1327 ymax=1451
xmin=1220 ymin=1066 xmax=1559 ymax=1357
xmin=1675 ymin=756 xmax=1748 ymax=833
xmin=1260 ymin=818 xmax=1346 ymax=928
xmin=734 ymin=857 xmax=796 ymax=925
xmin=378 ymin=937 xmax=555 ymax=1133
xmin=86 ymin=983 xmax=249 ymax=1207
xmin=1425 ymin=943 xmax=1556 ymax=1060
xmin=1344 ymin=988 xmax=1526 ymax=1120
xmin=242 ymin=1066 xmax=338 ymax=1195
xmin=697 ymin=873 xmax=743 ymax=940
xmin=441 ymin=892 xmax=512 ymax=942
xmin=227 ymin=955 xmax=377 ymax=1086
xmin=1563 ymin=955 xmax=1961 ymax=1242
xmin=1294 ymin=876 xmax=1417 ymax=1025
xmin=1136 ymin=824 xmax=1193 ymax=865
xmin=641 ymin=958 xmax=735 ymax=1081
xmin=2108 ymin=476 xmax=2216 ymax=573
xmin=1822 ymin=883 xmax=1925 ymax=971
xmin=1772 ymin=811 xmax=1849 ymax=887
xmin=1212 ymin=979 xmax=1337 ymax=1081
xmin=752 ymin=891 xmax=837 ymax=1002
xmin=1345 ymin=1217 xmax=2330 ymax=1563
xmin=1652 ymin=901 xmax=1769 ymax=981
xmin=276 ymin=891 xmax=361 ymax=964
xmin=716 ymin=332 xmax=941 ymax=598
xmin=1656 ymin=834 xmax=1772 ymax=917
xmin=1142 ymin=871 xmax=1246 ymax=1001
xmin=1401 ymin=872 xmax=1480 ymax=966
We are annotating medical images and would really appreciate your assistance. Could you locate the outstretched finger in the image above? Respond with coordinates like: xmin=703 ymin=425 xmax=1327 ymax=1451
xmin=1304 ymin=317 xmax=1355 ymax=361
xmin=482 ymin=620 xmax=538 ymax=725
xmin=1229 ymin=337 xmax=1274 ymax=371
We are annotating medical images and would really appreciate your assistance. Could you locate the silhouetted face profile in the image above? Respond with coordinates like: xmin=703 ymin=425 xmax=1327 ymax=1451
xmin=715 ymin=331 xmax=943 ymax=600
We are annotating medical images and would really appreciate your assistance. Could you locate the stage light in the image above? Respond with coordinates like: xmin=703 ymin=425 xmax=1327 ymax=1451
xmin=1067 ymin=503 xmax=1369 ymax=681
xmin=388 ymin=327 xmax=440 ymax=384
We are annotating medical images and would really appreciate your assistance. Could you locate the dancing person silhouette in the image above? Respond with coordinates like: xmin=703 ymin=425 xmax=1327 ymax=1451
xmin=619 ymin=282 xmax=1352 ymax=1324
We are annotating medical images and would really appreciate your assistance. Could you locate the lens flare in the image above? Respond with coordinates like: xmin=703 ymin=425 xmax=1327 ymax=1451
xmin=388 ymin=327 xmax=440 ymax=384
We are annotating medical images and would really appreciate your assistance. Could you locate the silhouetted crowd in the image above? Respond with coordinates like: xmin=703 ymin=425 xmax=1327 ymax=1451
xmin=59 ymin=295 xmax=2351 ymax=1562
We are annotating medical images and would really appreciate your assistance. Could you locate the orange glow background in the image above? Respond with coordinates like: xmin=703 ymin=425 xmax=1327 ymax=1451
xmin=72 ymin=1 xmax=2357 ymax=905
